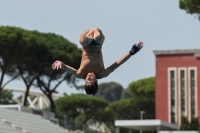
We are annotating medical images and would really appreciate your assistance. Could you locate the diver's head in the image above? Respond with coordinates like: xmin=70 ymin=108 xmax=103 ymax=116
xmin=85 ymin=72 xmax=98 ymax=95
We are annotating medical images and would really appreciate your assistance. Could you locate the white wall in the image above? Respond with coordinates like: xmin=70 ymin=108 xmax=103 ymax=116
xmin=160 ymin=131 xmax=198 ymax=133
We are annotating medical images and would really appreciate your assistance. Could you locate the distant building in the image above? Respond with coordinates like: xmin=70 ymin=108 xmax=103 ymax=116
xmin=154 ymin=49 xmax=200 ymax=125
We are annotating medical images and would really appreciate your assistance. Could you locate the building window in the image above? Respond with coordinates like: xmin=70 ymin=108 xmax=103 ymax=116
xmin=170 ymin=70 xmax=176 ymax=123
xmin=190 ymin=70 xmax=195 ymax=117
xmin=171 ymin=111 xmax=175 ymax=123
xmin=180 ymin=70 xmax=185 ymax=115
xmin=168 ymin=67 xmax=197 ymax=125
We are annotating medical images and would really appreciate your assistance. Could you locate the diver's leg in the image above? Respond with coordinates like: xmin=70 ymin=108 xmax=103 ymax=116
xmin=79 ymin=30 xmax=93 ymax=47
xmin=92 ymin=28 xmax=105 ymax=44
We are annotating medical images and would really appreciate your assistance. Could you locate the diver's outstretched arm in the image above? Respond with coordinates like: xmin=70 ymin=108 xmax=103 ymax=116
xmin=99 ymin=41 xmax=143 ymax=78
xmin=52 ymin=60 xmax=77 ymax=74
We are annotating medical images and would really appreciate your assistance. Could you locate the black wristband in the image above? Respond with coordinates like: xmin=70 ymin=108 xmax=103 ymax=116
xmin=130 ymin=45 xmax=140 ymax=55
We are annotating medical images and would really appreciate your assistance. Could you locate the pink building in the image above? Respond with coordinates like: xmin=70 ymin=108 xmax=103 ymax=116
xmin=154 ymin=49 xmax=200 ymax=125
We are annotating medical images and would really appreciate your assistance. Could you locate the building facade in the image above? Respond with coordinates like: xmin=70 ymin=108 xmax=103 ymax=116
xmin=154 ymin=49 xmax=200 ymax=125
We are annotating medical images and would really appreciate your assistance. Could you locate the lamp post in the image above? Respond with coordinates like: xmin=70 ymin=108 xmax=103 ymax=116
xmin=140 ymin=111 xmax=144 ymax=133
xmin=140 ymin=111 xmax=144 ymax=120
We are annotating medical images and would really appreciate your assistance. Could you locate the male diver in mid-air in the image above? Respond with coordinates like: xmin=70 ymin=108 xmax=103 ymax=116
xmin=52 ymin=28 xmax=143 ymax=95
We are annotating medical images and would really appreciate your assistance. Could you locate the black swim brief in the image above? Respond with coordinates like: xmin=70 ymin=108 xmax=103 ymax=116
xmin=88 ymin=40 xmax=102 ymax=46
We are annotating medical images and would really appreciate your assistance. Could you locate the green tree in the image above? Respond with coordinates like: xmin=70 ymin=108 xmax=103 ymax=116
xmin=126 ymin=77 xmax=155 ymax=119
xmin=55 ymin=94 xmax=113 ymax=130
xmin=126 ymin=77 xmax=155 ymax=99
xmin=109 ymin=99 xmax=139 ymax=120
xmin=190 ymin=117 xmax=199 ymax=130
xmin=180 ymin=116 xmax=199 ymax=130
xmin=0 ymin=26 xmax=20 ymax=104
xmin=0 ymin=26 xmax=82 ymax=112
xmin=110 ymin=77 xmax=155 ymax=120
xmin=96 ymin=82 xmax=123 ymax=103
xmin=1 ymin=90 xmax=16 ymax=104
xmin=32 ymin=30 xmax=81 ymax=113
xmin=0 ymin=26 xmax=49 ymax=106
xmin=179 ymin=0 xmax=200 ymax=20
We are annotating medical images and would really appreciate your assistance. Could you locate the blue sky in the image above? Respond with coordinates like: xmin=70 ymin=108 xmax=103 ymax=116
xmin=1 ymin=0 xmax=200 ymax=95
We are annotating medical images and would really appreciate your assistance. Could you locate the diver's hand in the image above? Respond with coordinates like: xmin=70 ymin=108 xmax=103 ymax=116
xmin=52 ymin=60 xmax=64 ymax=70
xmin=129 ymin=41 xmax=143 ymax=55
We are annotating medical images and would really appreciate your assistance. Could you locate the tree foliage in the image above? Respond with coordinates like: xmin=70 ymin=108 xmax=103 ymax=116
xmin=0 ymin=90 xmax=16 ymax=105
xmin=180 ymin=116 xmax=200 ymax=130
xmin=55 ymin=94 xmax=114 ymax=130
xmin=109 ymin=99 xmax=139 ymax=119
xmin=30 ymin=29 xmax=82 ymax=112
xmin=179 ymin=0 xmax=200 ymax=20
xmin=126 ymin=77 xmax=155 ymax=101
xmin=96 ymin=82 xmax=123 ymax=103
xmin=109 ymin=99 xmax=154 ymax=120
xmin=0 ymin=26 xmax=21 ymax=104
xmin=112 ymin=77 xmax=155 ymax=120
xmin=0 ymin=26 xmax=82 ymax=112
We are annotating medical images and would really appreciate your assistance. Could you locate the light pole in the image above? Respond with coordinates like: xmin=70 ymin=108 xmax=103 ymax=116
xmin=140 ymin=111 xmax=144 ymax=133
xmin=140 ymin=111 xmax=144 ymax=120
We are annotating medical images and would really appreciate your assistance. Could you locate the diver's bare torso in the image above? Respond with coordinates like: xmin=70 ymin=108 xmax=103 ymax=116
xmin=76 ymin=45 xmax=105 ymax=79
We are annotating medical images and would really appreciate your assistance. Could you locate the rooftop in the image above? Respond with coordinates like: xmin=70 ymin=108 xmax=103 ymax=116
xmin=115 ymin=119 xmax=179 ymax=131
xmin=153 ymin=49 xmax=200 ymax=57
